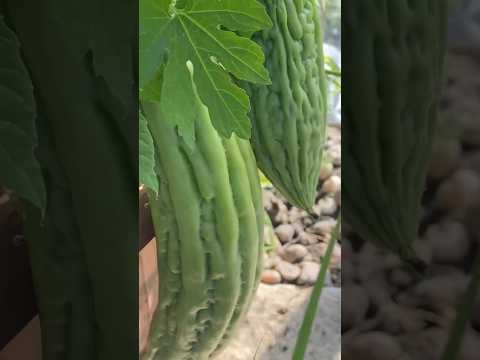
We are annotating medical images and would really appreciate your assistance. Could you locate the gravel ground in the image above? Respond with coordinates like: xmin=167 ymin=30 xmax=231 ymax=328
xmin=260 ymin=126 xmax=342 ymax=288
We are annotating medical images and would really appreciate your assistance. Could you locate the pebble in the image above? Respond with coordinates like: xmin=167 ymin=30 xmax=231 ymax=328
xmin=412 ymin=239 xmax=433 ymax=265
xmin=261 ymin=269 xmax=282 ymax=285
xmin=308 ymin=243 xmax=327 ymax=262
xmin=330 ymin=146 xmax=341 ymax=166
xmin=311 ymin=218 xmax=337 ymax=235
xmin=298 ymin=231 xmax=318 ymax=245
xmin=307 ymin=242 xmax=341 ymax=267
xmin=330 ymin=244 xmax=342 ymax=267
xmin=297 ymin=261 xmax=321 ymax=286
xmin=281 ymin=244 xmax=308 ymax=263
xmin=425 ymin=219 xmax=470 ymax=264
xmin=276 ymin=260 xmax=301 ymax=282
xmin=0 ymin=192 xmax=10 ymax=205
xmin=303 ymin=252 xmax=315 ymax=262
xmin=462 ymin=151 xmax=480 ymax=174
xmin=428 ymin=137 xmax=461 ymax=179
xmin=317 ymin=196 xmax=338 ymax=216
xmin=388 ymin=268 xmax=413 ymax=289
xmin=263 ymin=255 xmax=281 ymax=270
xmin=322 ymin=175 xmax=341 ymax=194
xmin=288 ymin=208 xmax=302 ymax=223
xmin=319 ymin=162 xmax=334 ymax=180
xmin=343 ymin=332 xmax=404 ymax=360
xmin=436 ymin=169 xmax=480 ymax=211
xmin=342 ymin=284 xmax=370 ymax=331
xmin=274 ymin=224 xmax=295 ymax=244
xmin=274 ymin=209 xmax=289 ymax=224
xmin=303 ymin=217 xmax=313 ymax=226
xmin=334 ymin=189 xmax=341 ymax=206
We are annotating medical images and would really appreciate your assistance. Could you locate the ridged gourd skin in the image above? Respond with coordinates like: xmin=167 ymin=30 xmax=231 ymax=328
xmin=142 ymin=98 xmax=264 ymax=360
xmin=343 ymin=0 xmax=448 ymax=261
xmin=245 ymin=0 xmax=328 ymax=210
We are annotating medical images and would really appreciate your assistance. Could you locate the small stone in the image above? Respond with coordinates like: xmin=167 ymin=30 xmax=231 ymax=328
xmin=261 ymin=269 xmax=282 ymax=285
xmin=274 ymin=209 xmax=289 ymax=224
xmin=308 ymin=241 xmax=341 ymax=267
xmin=425 ymin=219 xmax=470 ymax=264
xmin=412 ymin=239 xmax=432 ymax=265
xmin=276 ymin=245 xmax=286 ymax=258
xmin=342 ymin=260 xmax=356 ymax=284
xmin=303 ymin=253 xmax=315 ymax=262
xmin=319 ymin=162 xmax=334 ymax=180
xmin=322 ymin=175 xmax=341 ymax=194
xmin=297 ymin=261 xmax=321 ymax=285
xmin=388 ymin=268 xmax=413 ymax=289
xmin=427 ymin=138 xmax=461 ymax=180
xmin=327 ymin=126 xmax=341 ymax=142
xmin=0 ymin=191 xmax=10 ymax=205
xmin=317 ymin=196 xmax=338 ymax=216
xmin=329 ymin=146 xmax=341 ymax=166
xmin=308 ymin=243 xmax=326 ymax=261
xmin=274 ymin=224 xmax=295 ymax=244
xmin=330 ymin=244 xmax=342 ymax=268
xmin=343 ymin=332 xmax=404 ymax=360
xmin=298 ymin=231 xmax=319 ymax=245
xmin=311 ymin=218 xmax=337 ymax=235
xmin=302 ymin=217 xmax=313 ymax=226
xmin=291 ymin=221 xmax=306 ymax=234
xmin=281 ymin=244 xmax=308 ymax=263
xmin=263 ymin=255 xmax=280 ymax=269
xmin=334 ymin=189 xmax=341 ymax=206
xmin=462 ymin=151 xmax=480 ymax=174
xmin=436 ymin=169 xmax=480 ymax=211
xmin=342 ymin=285 xmax=370 ymax=332
xmin=276 ymin=260 xmax=301 ymax=282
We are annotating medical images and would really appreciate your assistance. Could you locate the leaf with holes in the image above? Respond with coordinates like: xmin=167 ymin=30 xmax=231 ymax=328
xmin=140 ymin=0 xmax=272 ymax=143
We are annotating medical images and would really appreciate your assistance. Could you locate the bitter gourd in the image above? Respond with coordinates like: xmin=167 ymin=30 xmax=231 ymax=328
xmin=0 ymin=13 xmax=95 ymax=359
xmin=343 ymin=0 xmax=448 ymax=262
xmin=142 ymin=95 xmax=264 ymax=359
xmin=5 ymin=1 xmax=139 ymax=358
xmin=245 ymin=0 xmax=328 ymax=210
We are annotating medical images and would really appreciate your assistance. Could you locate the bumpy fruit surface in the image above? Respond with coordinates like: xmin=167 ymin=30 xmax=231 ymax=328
xmin=245 ymin=0 xmax=328 ymax=210
xmin=343 ymin=0 xmax=448 ymax=260
xmin=142 ymin=98 xmax=264 ymax=360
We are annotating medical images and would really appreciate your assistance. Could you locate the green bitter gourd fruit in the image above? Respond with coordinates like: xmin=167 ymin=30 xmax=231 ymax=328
xmin=142 ymin=97 xmax=264 ymax=359
xmin=343 ymin=0 xmax=448 ymax=263
xmin=245 ymin=0 xmax=328 ymax=210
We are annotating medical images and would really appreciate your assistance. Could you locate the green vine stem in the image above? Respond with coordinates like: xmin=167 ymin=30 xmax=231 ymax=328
xmin=441 ymin=245 xmax=480 ymax=360
xmin=292 ymin=215 xmax=341 ymax=360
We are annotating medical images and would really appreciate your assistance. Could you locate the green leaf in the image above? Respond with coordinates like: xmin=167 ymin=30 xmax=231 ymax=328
xmin=139 ymin=111 xmax=159 ymax=193
xmin=0 ymin=15 xmax=46 ymax=212
xmin=140 ymin=0 xmax=272 ymax=143
xmin=139 ymin=0 xmax=171 ymax=90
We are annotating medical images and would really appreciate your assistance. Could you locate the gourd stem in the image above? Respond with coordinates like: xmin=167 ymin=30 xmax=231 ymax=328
xmin=292 ymin=216 xmax=340 ymax=360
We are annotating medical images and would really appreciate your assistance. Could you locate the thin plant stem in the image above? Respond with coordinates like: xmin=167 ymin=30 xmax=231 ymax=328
xmin=292 ymin=215 xmax=341 ymax=360
xmin=441 ymin=246 xmax=480 ymax=360
xmin=325 ymin=69 xmax=341 ymax=77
